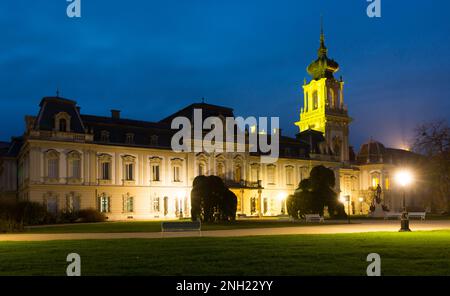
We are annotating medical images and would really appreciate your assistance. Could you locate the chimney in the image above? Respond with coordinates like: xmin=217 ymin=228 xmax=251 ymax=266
xmin=111 ymin=109 xmax=121 ymax=119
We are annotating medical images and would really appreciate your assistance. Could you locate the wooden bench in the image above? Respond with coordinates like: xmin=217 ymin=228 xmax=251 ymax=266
xmin=304 ymin=214 xmax=324 ymax=223
xmin=408 ymin=212 xmax=426 ymax=220
xmin=384 ymin=212 xmax=402 ymax=220
xmin=161 ymin=221 xmax=201 ymax=237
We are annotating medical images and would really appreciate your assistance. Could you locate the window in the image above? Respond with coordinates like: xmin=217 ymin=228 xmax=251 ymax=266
xmin=101 ymin=130 xmax=110 ymax=142
xmin=45 ymin=150 xmax=60 ymax=180
xmin=286 ymin=166 xmax=294 ymax=185
xmin=250 ymin=197 xmax=257 ymax=215
xmin=123 ymin=194 xmax=134 ymax=213
xmin=46 ymin=196 xmax=58 ymax=214
xmin=328 ymin=88 xmax=335 ymax=108
xmin=99 ymin=194 xmax=110 ymax=213
xmin=217 ymin=162 xmax=225 ymax=179
xmin=67 ymin=151 xmax=81 ymax=179
xmin=66 ymin=193 xmax=80 ymax=212
xmin=150 ymin=135 xmax=159 ymax=146
xmin=173 ymin=166 xmax=181 ymax=182
xmin=250 ymin=165 xmax=259 ymax=182
xmin=171 ymin=158 xmax=183 ymax=182
xmin=267 ymin=165 xmax=275 ymax=184
xmin=125 ymin=163 xmax=134 ymax=181
xmin=371 ymin=176 xmax=380 ymax=188
xmin=101 ymin=162 xmax=110 ymax=180
xmin=126 ymin=133 xmax=134 ymax=144
xmin=385 ymin=177 xmax=390 ymax=190
xmin=312 ymin=91 xmax=318 ymax=110
xmin=48 ymin=158 xmax=59 ymax=178
xmin=152 ymin=164 xmax=160 ymax=181
xmin=122 ymin=155 xmax=136 ymax=182
xmin=152 ymin=197 xmax=160 ymax=212
xmin=234 ymin=164 xmax=242 ymax=183
xmin=59 ymin=119 xmax=67 ymax=132
xmin=54 ymin=112 xmax=71 ymax=132
xmin=198 ymin=163 xmax=205 ymax=176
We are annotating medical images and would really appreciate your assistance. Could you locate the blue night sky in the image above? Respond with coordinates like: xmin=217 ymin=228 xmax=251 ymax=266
xmin=0 ymin=0 xmax=449 ymax=150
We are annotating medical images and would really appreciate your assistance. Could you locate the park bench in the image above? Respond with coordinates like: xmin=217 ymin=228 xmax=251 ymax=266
xmin=384 ymin=212 xmax=402 ymax=220
xmin=304 ymin=214 xmax=324 ymax=223
xmin=408 ymin=212 xmax=426 ymax=220
xmin=161 ymin=221 xmax=201 ymax=237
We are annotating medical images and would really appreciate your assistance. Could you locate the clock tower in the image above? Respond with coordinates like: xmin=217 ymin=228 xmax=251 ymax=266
xmin=295 ymin=23 xmax=352 ymax=162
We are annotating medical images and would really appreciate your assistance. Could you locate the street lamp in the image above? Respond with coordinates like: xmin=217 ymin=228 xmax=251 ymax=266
xmin=395 ymin=170 xmax=413 ymax=232
xmin=340 ymin=195 xmax=351 ymax=224
xmin=277 ymin=192 xmax=287 ymax=215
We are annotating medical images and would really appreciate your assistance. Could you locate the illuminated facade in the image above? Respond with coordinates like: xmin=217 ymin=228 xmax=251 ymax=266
xmin=0 ymin=26 xmax=428 ymax=220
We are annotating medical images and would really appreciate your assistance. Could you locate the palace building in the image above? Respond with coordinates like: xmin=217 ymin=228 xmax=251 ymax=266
xmin=0 ymin=27 xmax=427 ymax=220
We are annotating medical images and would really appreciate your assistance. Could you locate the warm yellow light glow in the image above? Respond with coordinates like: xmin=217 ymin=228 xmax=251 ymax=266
xmin=277 ymin=192 xmax=287 ymax=201
xmin=395 ymin=170 xmax=413 ymax=187
xmin=358 ymin=197 xmax=364 ymax=203
xmin=176 ymin=191 xmax=185 ymax=200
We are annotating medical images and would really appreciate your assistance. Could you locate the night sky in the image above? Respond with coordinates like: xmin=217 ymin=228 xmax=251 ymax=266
xmin=0 ymin=0 xmax=449 ymax=150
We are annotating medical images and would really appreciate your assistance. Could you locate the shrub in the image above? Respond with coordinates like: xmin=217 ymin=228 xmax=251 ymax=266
xmin=77 ymin=208 xmax=106 ymax=222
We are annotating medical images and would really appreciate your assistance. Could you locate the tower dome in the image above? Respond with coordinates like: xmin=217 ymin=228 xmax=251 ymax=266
xmin=306 ymin=22 xmax=339 ymax=80
xmin=357 ymin=139 xmax=386 ymax=164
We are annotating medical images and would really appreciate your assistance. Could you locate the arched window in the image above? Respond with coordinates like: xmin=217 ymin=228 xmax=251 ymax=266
xmin=312 ymin=91 xmax=318 ymax=110
xmin=45 ymin=150 xmax=60 ymax=180
xmin=59 ymin=119 xmax=67 ymax=132
xmin=54 ymin=112 xmax=71 ymax=132
xmin=328 ymin=88 xmax=335 ymax=108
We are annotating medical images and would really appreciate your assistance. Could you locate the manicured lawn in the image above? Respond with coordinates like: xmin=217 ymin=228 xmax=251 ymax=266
xmin=25 ymin=219 xmax=335 ymax=233
xmin=1 ymin=231 xmax=450 ymax=275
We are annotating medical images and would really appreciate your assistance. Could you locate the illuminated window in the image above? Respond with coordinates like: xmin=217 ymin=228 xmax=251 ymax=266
xmin=101 ymin=162 xmax=110 ymax=180
xmin=234 ymin=164 xmax=242 ymax=183
xmin=286 ymin=166 xmax=294 ymax=185
xmin=152 ymin=164 xmax=160 ymax=181
xmin=125 ymin=163 xmax=134 ymax=180
xmin=173 ymin=166 xmax=181 ymax=182
xmin=123 ymin=194 xmax=134 ymax=213
xmin=372 ymin=177 xmax=380 ymax=188
xmin=385 ymin=178 xmax=390 ymax=190
xmin=312 ymin=91 xmax=318 ymax=110
xmin=153 ymin=197 xmax=160 ymax=212
xmin=99 ymin=194 xmax=110 ymax=213
xmin=267 ymin=165 xmax=276 ymax=184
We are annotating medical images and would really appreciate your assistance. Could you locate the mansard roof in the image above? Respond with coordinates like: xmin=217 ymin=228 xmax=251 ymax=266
xmin=356 ymin=139 xmax=423 ymax=165
xmin=159 ymin=102 xmax=234 ymax=124
xmin=34 ymin=96 xmax=85 ymax=133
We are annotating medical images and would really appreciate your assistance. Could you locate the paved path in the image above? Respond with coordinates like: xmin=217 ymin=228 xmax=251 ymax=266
xmin=1 ymin=220 xmax=450 ymax=242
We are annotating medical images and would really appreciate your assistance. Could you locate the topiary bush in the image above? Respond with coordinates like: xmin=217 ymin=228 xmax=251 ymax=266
xmin=77 ymin=208 xmax=106 ymax=222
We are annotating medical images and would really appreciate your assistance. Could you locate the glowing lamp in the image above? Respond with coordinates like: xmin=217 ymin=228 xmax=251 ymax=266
xmin=395 ymin=170 xmax=413 ymax=187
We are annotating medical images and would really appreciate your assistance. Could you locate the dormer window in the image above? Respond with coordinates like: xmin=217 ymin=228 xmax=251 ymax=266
xmin=150 ymin=135 xmax=159 ymax=146
xmin=101 ymin=130 xmax=110 ymax=142
xmin=126 ymin=133 xmax=134 ymax=144
xmin=59 ymin=119 xmax=67 ymax=132
xmin=54 ymin=112 xmax=71 ymax=132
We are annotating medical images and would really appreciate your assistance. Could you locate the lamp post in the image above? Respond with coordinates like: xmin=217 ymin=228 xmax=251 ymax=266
xmin=340 ymin=195 xmax=351 ymax=224
xmin=277 ymin=192 xmax=287 ymax=215
xmin=395 ymin=170 xmax=413 ymax=232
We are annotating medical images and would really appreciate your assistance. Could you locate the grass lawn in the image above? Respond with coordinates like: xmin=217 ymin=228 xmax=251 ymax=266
xmin=25 ymin=219 xmax=337 ymax=233
xmin=1 ymin=230 xmax=450 ymax=276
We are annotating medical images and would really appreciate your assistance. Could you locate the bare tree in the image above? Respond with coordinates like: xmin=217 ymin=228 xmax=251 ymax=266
xmin=412 ymin=119 xmax=450 ymax=213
